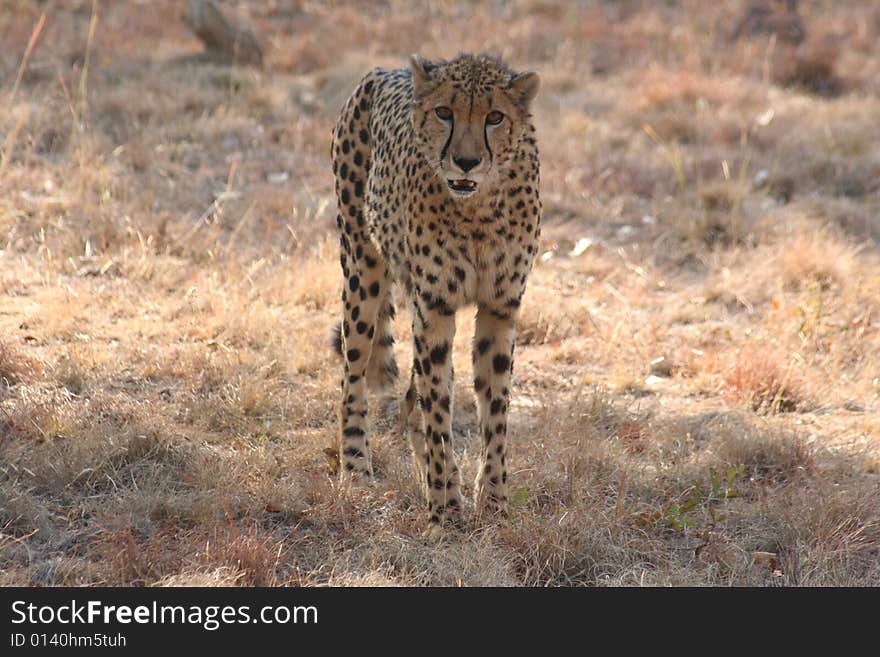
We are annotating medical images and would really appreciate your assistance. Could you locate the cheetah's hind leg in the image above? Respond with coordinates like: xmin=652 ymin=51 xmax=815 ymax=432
xmin=334 ymin=255 xmax=395 ymax=483
xmin=332 ymin=284 xmax=399 ymax=417
xmin=365 ymin=288 xmax=399 ymax=411
xmin=402 ymin=367 xmax=428 ymax=489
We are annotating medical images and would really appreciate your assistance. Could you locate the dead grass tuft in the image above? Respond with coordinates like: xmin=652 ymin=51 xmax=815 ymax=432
xmin=725 ymin=345 xmax=808 ymax=414
xmin=780 ymin=228 xmax=857 ymax=292
xmin=497 ymin=506 xmax=651 ymax=586
xmin=774 ymin=37 xmax=845 ymax=97
xmin=0 ymin=338 xmax=40 ymax=387
xmin=0 ymin=0 xmax=878 ymax=587
xmin=712 ymin=420 xmax=814 ymax=484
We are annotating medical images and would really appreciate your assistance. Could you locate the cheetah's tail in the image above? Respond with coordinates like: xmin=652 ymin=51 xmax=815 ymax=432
xmin=330 ymin=320 xmax=343 ymax=358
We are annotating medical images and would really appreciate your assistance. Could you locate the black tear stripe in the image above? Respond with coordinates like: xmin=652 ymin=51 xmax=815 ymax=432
xmin=440 ymin=117 xmax=454 ymax=164
xmin=483 ymin=92 xmax=494 ymax=164
xmin=484 ymin=126 xmax=493 ymax=165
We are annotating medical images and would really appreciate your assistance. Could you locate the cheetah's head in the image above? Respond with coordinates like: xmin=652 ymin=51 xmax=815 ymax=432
xmin=409 ymin=54 xmax=540 ymax=200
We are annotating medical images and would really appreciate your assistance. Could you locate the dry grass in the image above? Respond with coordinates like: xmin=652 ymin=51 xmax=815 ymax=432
xmin=724 ymin=345 xmax=808 ymax=413
xmin=1 ymin=0 xmax=878 ymax=587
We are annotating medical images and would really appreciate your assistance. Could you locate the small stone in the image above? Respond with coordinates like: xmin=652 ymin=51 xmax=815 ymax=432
xmin=649 ymin=356 xmax=673 ymax=377
xmin=616 ymin=225 xmax=637 ymax=240
xmin=267 ymin=171 xmax=289 ymax=184
xmin=569 ymin=237 xmax=594 ymax=257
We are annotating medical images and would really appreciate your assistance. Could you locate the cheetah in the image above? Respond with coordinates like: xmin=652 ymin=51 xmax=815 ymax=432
xmin=331 ymin=53 xmax=541 ymax=527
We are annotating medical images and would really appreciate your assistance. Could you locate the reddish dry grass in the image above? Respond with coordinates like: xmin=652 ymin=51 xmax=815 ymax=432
xmin=0 ymin=0 xmax=878 ymax=587
xmin=725 ymin=345 xmax=807 ymax=413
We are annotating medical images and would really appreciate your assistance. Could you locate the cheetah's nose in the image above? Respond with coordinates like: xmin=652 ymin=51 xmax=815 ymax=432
xmin=452 ymin=156 xmax=481 ymax=173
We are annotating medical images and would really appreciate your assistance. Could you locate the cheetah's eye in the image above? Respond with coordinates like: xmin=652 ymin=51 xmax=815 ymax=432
xmin=434 ymin=107 xmax=453 ymax=121
xmin=486 ymin=110 xmax=504 ymax=125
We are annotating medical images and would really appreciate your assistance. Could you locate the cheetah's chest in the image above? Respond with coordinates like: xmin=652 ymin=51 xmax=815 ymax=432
xmin=376 ymin=185 xmax=532 ymax=312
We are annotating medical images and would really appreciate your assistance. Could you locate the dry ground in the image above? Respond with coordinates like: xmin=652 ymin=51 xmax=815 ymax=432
xmin=1 ymin=0 xmax=879 ymax=586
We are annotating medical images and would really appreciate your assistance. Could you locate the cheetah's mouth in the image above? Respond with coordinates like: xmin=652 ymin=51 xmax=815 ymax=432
xmin=447 ymin=178 xmax=478 ymax=195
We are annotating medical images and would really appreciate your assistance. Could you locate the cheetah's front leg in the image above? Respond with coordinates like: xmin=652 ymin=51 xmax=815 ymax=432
xmin=411 ymin=304 xmax=463 ymax=527
xmin=473 ymin=305 xmax=518 ymax=517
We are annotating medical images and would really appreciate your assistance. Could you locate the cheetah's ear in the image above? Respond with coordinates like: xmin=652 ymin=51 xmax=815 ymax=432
xmin=410 ymin=54 xmax=436 ymax=99
xmin=509 ymin=71 xmax=541 ymax=108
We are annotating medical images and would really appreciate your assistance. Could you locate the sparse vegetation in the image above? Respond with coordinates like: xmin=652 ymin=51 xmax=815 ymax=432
xmin=1 ymin=0 xmax=878 ymax=586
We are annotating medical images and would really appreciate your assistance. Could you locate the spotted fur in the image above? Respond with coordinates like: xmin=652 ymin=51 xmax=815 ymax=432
xmin=331 ymin=53 xmax=541 ymax=526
